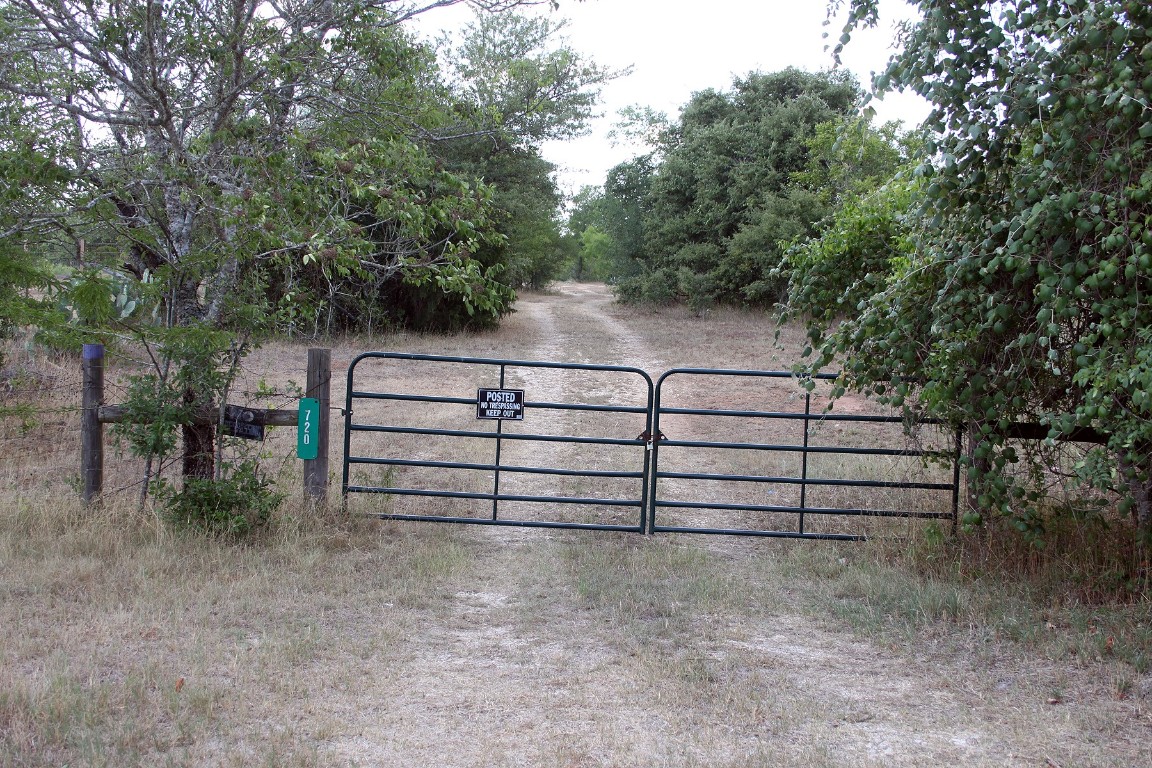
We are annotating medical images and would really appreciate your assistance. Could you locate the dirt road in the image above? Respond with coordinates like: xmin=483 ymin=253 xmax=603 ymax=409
xmin=312 ymin=284 xmax=1147 ymax=767
xmin=5 ymin=283 xmax=1145 ymax=768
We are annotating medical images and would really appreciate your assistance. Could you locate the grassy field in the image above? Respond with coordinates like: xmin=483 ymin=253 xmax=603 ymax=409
xmin=1 ymin=283 xmax=1149 ymax=766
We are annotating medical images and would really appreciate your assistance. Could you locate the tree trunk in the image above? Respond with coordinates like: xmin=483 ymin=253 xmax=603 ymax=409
xmin=966 ymin=421 xmax=990 ymax=516
xmin=1134 ymin=484 xmax=1151 ymax=528
xmin=182 ymin=388 xmax=215 ymax=481
xmin=1118 ymin=450 xmax=1152 ymax=550
xmin=1127 ymin=472 xmax=1152 ymax=543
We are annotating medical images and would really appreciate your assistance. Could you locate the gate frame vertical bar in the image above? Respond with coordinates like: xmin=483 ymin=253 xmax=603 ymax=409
xmin=639 ymin=379 xmax=655 ymax=534
xmin=341 ymin=356 xmax=357 ymax=508
xmin=491 ymin=364 xmax=506 ymax=521
xmin=952 ymin=427 xmax=963 ymax=535
xmin=645 ymin=379 xmax=664 ymax=534
xmin=799 ymin=387 xmax=811 ymax=535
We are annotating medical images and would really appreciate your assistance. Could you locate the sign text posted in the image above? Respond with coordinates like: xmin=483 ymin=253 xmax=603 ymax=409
xmin=476 ymin=388 xmax=525 ymax=420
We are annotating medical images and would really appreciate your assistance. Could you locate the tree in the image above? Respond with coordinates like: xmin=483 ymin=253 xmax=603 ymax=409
xmin=565 ymin=155 xmax=655 ymax=287
xmin=0 ymin=90 xmax=66 ymax=362
xmin=238 ymin=6 xmax=618 ymax=332
xmin=601 ymin=156 xmax=656 ymax=277
xmin=783 ymin=176 xmax=917 ymax=326
xmin=0 ymin=0 xmax=529 ymax=322
xmin=573 ymin=225 xmax=611 ymax=280
xmin=427 ymin=10 xmax=624 ymax=294
xmin=790 ymin=117 xmax=913 ymax=207
xmin=0 ymin=0 xmax=547 ymax=486
xmin=618 ymin=68 xmax=862 ymax=307
xmin=822 ymin=1 xmax=1152 ymax=540
xmin=780 ymin=116 xmax=918 ymax=324
xmin=438 ymin=10 xmax=622 ymax=147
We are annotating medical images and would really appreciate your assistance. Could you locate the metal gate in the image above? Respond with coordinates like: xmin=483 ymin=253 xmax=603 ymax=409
xmin=342 ymin=354 xmax=961 ymax=538
xmin=342 ymin=352 xmax=654 ymax=532
xmin=648 ymin=369 xmax=961 ymax=540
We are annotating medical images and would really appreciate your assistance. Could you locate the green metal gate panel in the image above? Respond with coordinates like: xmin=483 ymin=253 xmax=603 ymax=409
xmin=342 ymin=352 xmax=655 ymax=532
xmin=647 ymin=368 xmax=961 ymax=539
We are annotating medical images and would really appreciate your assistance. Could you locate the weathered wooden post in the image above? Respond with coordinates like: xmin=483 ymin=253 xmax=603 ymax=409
xmin=81 ymin=343 xmax=104 ymax=504
xmin=303 ymin=348 xmax=331 ymax=501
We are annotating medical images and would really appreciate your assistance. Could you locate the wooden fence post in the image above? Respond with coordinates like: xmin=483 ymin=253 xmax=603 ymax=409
xmin=81 ymin=343 xmax=104 ymax=504
xmin=304 ymin=348 xmax=331 ymax=502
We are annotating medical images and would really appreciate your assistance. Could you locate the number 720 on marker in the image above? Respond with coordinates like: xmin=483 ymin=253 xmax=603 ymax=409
xmin=297 ymin=398 xmax=320 ymax=460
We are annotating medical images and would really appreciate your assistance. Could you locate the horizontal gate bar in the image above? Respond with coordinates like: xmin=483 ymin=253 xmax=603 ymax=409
xmin=656 ymin=437 xmax=944 ymax=457
xmin=346 ymin=485 xmax=643 ymax=507
xmin=655 ymin=368 xmax=839 ymax=380
xmin=348 ymin=455 xmax=645 ymax=479
xmin=364 ymin=513 xmax=643 ymax=532
xmin=652 ymin=499 xmax=952 ymax=518
xmin=347 ymin=350 xmax=654 ymax=374
xmin=349 ymin=423 xmax=645 ymax=447
xmin=653 ymin=470 xmax=954 ymax=490
xmin=350 ymin=390 xmax=650 ymax=415
xmin=657 ymin=406 xmax=948 ymax=425
xmin=649 ymin=525 xmax=864 ymax=541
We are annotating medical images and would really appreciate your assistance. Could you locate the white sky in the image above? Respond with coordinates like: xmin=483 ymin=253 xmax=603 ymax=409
xmin=413 ymin=0 xmax=929 ymax=196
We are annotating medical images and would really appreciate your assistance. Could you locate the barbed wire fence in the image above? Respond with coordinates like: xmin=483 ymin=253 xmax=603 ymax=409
xmin=2 ymin=341 xmax=332 ymax=509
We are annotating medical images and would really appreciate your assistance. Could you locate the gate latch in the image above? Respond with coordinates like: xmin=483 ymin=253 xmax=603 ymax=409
xmin=637 ymin=430 xmax=666 ymax=450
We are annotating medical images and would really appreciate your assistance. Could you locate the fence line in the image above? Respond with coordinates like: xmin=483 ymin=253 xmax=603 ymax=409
xmin=81 ymin=344 xmax=331 ymax=504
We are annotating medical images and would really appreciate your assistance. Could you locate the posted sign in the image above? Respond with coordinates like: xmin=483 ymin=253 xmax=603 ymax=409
xmin=222 ymin=404 xmax=264 ymax=441
xmin=476 ymin=388 xmax=524 ymax=420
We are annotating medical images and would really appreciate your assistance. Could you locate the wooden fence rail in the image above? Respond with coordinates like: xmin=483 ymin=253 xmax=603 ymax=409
xmin=81 ymin=344 xmax=331 ymax=505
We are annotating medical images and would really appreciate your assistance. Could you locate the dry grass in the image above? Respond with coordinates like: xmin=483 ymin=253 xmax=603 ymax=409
xmin=0 ymin=492 xmax=476 ymax=766
xmin=3 ymin=493 xmax=1149 ymax=766
xmin=2 ymin=283 xmax=1150 ymax=766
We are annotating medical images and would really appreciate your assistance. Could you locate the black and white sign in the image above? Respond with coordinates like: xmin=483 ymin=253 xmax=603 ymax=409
xmin=222 ymin=404 xmax=266 ymax=440
xmin=476 ymin=388 xmax=525 ymax=420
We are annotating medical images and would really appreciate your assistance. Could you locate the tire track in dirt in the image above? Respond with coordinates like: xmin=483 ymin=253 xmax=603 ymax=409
xmin=510 ymin=282 xmax=667 ymax=373
xmin=322 ymin=284 xmax=676 ymax=765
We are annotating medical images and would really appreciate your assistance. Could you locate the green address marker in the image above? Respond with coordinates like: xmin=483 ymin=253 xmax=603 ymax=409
xmin=297 ymin=398 xmax=319 ymax=460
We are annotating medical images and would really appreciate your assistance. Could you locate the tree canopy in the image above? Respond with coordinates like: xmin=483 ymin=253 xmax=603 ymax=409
xmin=820 ymin=0 xmax=1152 ymax=539
xmin=0 ymin=0 xmax=608 ymax=334
xmin=440 ymin=11 xmax=619 ymax=147
xmin=571 ymin=68 xmax=867 ymax=308
xmin=0 ymin=0 xmax=607 ymax=486
xmin=1 ymin=0 xmax=497 ymax=328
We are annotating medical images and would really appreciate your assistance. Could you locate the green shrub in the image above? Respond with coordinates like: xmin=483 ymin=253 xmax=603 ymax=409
xmin=155 ymin=460 xmax=283 ymax=539
xmin=614 ymin=268 xmax=680 ymax=306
